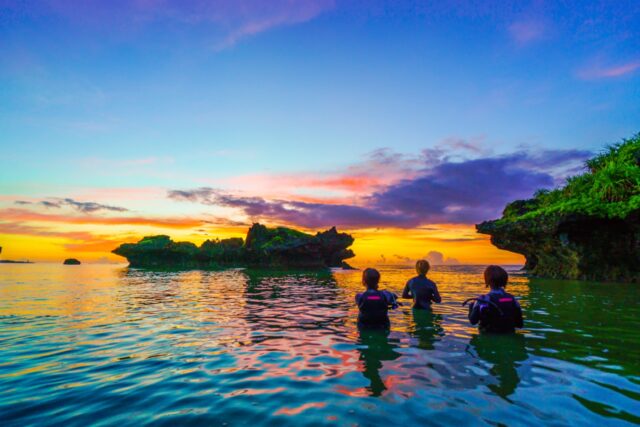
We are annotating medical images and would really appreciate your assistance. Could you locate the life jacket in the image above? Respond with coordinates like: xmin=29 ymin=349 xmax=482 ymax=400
xmin=478 ymin=291 xmax=519 ymax=333
xmin=357 ymin=290 xmax=390 ymax=327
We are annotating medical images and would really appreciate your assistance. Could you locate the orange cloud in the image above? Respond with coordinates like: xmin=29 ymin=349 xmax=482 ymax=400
xmin=0 ymin=208 xmax=205 ymax=228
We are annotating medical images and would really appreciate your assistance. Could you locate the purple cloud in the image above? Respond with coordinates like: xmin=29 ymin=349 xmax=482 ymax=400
xmin=168 ymin=148 xmax=591 ymax=228
xmin=14 ymin=197 xmax=128 ymax=213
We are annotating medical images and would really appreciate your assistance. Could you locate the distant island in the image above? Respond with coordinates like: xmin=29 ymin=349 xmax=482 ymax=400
xmin=0 ymin=246 xmax=33 ymax=264
xmin=477 ymin=133 xmax=640 ymax=283
xmin=113 ymin=223 xmax=355 ymax=269
xmin=63 ymin=258 xmax=81 ymax=265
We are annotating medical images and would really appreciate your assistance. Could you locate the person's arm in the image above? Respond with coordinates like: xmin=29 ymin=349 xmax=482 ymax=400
xmin=386 ymin=291 xmax=400 ymax=309
xmin=431 ymin=282 xmax=442 ymax=304
xmin=355 ymin=293 xmax=361 ymax=306
xmin=514 ymin=299 xmax=524 ymax=328
xmin=402 ymin=280 xmax=413 ymax=299
xmin=468 ymin=300 xmax=480 ymax=325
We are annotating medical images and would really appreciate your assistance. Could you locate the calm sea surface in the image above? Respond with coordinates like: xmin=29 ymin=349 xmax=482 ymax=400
xmin=0 ymin=264 xmax=639 ymax=426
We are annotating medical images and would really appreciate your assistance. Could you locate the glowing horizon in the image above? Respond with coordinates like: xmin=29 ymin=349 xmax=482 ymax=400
xmin=1 ymin=1 xmax=638 ymax=265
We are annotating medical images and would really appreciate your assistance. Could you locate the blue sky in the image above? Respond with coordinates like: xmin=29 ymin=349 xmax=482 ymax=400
xmin=0 ymin=0 xmax=638 ymax=261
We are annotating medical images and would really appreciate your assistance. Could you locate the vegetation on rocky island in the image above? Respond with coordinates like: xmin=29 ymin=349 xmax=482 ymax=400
xmin=477 ymin=133 xmax=640 ymax=282
xmin=113 ymin=223 xmax=355 ymax=269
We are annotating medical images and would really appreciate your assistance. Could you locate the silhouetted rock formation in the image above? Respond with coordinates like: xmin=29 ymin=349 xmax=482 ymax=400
xmin=112 ymin=223 xmax=355 ymax=269
xmin=477 ymin=133 xmax=640 ymax=283
xmin=63 ymin=258 xmax=81 ymax=265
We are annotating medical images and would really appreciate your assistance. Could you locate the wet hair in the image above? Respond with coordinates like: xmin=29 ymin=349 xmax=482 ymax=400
xmin=362 ymin=268 xmax=381 ymax=289
xmin=484 ymin=265 xmax=508 ymax=289
xmin=416 ymin=259 xmax=430 ymax=275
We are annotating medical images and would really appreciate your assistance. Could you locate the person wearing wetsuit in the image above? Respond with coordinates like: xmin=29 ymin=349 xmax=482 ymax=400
xmin=402 ymin=260 xmax=442 ymax=309
xmin=356 ymin=268 xmax=399 ymax=329
xmin=468 ymin=265 xmax=523 ymax=333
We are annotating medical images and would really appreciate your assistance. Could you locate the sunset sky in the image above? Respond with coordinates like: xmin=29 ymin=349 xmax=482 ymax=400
xmin=1 ymin=0 xmax=638 ymax=264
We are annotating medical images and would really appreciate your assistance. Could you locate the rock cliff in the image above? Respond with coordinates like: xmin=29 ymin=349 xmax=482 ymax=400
xmin=477 ymin=133 xmax=640 ymax=282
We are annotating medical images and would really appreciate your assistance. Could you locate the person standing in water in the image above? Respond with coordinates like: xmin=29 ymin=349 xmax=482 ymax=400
xmin=402 ymin=260 xmax=442 ymax=309
xmin=467 ymin=265 xmax=523 ymax=333
xmin=356 ymin=268 xmax=400 ymax=329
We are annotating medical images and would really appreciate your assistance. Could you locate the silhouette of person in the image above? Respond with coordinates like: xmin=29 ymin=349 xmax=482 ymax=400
xmin=468 ymin=333 xmax=528 ymax=399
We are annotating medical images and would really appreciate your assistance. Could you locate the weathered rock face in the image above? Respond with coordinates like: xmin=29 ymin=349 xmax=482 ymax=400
xmin=477 ymin=212 xmax=640 ymax=282
xmin=112 ymin=224 xmax=355 ymax=269
xmin=477 ymin=133 xmax=640 ymax=283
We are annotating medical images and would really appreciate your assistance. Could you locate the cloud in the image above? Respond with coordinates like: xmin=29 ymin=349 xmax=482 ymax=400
xmin=40 ymin=200 xmax=62 ymax=208
xmin=0 ymin=222 xmax=97 ymax=241
xmin=210 ymin=0 xmax=336 ymax=50
xmin=24 ymin=0 xmax=335 ymax=50
xmin=0 ymin=222 xmax=133 ymax=253
xmin=425 ymin=250 xmax=460 ymax=266
xmin=59 ymin=198 xmax=128 ymax=213
xmin=0 ymin=208 xmax=204 ymax=229
xmin=578 ymin=60 xmax=640 ymax=80
xmin=169 ymin=148 xmax=591 ymax=229
xmin=14 ymin=198 xmax=128 ymax=213
xmin=223 ymin=147 xmax=424 ymax=199
xmin=508 ymin=20 xmax=546 ymax=45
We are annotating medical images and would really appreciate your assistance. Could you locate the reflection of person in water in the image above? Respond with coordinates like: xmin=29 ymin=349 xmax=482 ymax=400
xmin=409 ymin=309 xmax=444 ymax=350
xmin=357 ymin=328 xmax=402 ymax=397
xmin=469 ymin=333 xmax=528 ymax=399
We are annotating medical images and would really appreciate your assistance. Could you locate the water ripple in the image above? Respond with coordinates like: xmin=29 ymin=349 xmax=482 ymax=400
xmin=0 ymin=263 xmax=638 ymax=426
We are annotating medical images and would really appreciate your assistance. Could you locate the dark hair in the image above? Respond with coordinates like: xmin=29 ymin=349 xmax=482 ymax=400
xmin=416 ymin=259 xmax=430 ymax=275
xmin=362 ymin=268 xmax=381 ymax=289
xmin=484 ymin=265 xmax=508 ymax=289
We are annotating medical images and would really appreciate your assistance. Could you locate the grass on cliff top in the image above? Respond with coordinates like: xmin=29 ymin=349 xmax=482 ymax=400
xmin=501 ymin=133 xmax=640 ymax=222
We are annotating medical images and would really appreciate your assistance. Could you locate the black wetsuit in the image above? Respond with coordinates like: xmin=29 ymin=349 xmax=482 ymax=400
xmin=402 ymin=275 xmax=441 ymax=309
xmin=468 ymin=288 xmax=523 ymax=333
xmin=356 ymin=289 xmax=398 ymax=329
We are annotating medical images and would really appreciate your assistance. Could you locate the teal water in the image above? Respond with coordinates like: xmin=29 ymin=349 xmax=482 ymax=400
xmin=0 ymin=264 xmax=639 ymax=426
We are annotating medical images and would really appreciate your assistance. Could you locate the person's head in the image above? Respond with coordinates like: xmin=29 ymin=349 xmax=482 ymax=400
xmin=362 ymin=268 xmax=381 ymax=290
xmin=484 ymin=265 xmax=508 ymax=289
xmin=416 ymin=259 xmax=430 ymax=276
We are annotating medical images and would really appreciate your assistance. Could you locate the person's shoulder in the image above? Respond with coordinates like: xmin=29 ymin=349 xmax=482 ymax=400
xmin=426 ymin=277 xmax=437 ymax=285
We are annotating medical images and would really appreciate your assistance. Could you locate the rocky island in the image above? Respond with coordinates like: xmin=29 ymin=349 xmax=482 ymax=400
xmin=113 ymin=223 xmax=355 ymax=269
xmin=477 ymin=133 xmax=640 ymax=283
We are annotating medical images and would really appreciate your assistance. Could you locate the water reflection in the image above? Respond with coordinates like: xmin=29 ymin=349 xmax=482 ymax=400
xmin=356 ymin=329 xmax=402 ymax=396
xmin=407 ymin=309 xmax=444 ymax=350
xmin=468 ymin=333 xmax=528 ymax=399
xmin=0 ymin=264 xmax=638 ymax=425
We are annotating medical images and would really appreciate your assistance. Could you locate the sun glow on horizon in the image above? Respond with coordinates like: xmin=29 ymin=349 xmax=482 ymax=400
xmin=0 ymin=219 xmax=523 ymax=266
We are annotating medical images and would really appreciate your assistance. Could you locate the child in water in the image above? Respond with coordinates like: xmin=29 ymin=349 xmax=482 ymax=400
xmin=356 ymin=268 xmax=400 ymax=329
xmin=402 ymin=260 xmax=442 ymax=309
xmin=468 ymin=265 xmax=523 ymax=333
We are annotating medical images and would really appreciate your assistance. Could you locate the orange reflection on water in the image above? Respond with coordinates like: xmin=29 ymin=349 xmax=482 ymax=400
xmin=274 ymin=401 xmax=326 ymax=416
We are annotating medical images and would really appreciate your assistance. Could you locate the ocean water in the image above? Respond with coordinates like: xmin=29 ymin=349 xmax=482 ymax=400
xmin=0 ymin=264 xmax=638 ymax=426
